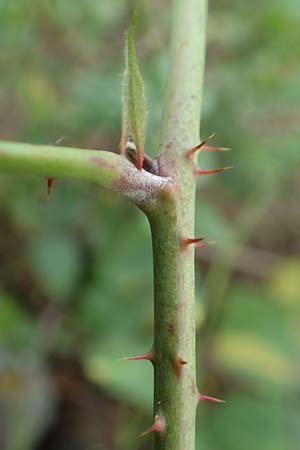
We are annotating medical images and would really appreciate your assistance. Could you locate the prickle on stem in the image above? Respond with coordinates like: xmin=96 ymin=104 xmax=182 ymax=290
xmin=185 ymin=133 xmax=216 ymax=159
xmin=198 ymin=392 xmax=226 ymax=404
xmin=120 ymin=348 xmax=154 ymax=363
xmin=201 ymin=145 xmax=230 ymax=152
xmin=194 ymin=166 xmax=234 ymax=177
xmin=180 ymin=236 xmax=204 ymax=252
xmin=140 ymin=414 xmax=166 ymax=437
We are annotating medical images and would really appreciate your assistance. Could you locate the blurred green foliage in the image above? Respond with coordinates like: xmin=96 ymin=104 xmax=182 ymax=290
xmin=0 ymin=0 xmax=299 ymax=449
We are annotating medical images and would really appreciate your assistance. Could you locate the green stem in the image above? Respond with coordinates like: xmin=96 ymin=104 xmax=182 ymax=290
xmin=0 ymin=141 xmax=168 ymax=206
xmin=161 ymin=0 xmax=207 ymax=156
xmin=0 ymin=1 xmax=208 ymax=448
xmin=148 ymin=189 xmax=197 ymax=450
xmin=146 ymin=0 xmax=208 ymax=449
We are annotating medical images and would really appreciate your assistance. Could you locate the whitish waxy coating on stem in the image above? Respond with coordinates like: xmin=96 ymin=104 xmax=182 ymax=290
xmin=89 ymin=154 xmax=172 ymax=206
xmin=118 ymin=167 xmax=171 ymax=205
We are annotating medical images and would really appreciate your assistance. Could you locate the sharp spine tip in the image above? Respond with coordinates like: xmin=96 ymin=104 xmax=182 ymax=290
xmin=195 ymin=240 xmax=216 ymax=249
xmin=194 ymin=165 xmax=234 ymax=176
xmin=202 ymin=145 xmax=231 ymax=152
xmin=198 ymin=393 xmax=226 ymax=404
xmin=120 ymin=349 xmax=154 ymax=363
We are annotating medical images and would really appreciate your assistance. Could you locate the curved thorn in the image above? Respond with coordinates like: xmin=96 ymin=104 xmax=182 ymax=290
xmin=194 ymin=165 xmax=234 ymax=176
xmin=198 ymin=393 xmax=226 ymax=404
xmin=185 ymin=133 xmax=216 ymax=159
xmin=140 ymin=415 xmax=166 ymax=437
xmin=180 ymin=236 xmax=204 ymax=251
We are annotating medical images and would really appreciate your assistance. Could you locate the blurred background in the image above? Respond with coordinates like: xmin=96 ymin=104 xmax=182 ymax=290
xmin=0 ymin=0 xmax=299 ymax=449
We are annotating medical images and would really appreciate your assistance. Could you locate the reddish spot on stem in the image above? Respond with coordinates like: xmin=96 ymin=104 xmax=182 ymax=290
xmin=198 ymin=393 xmax=226 ymax=404
xmin=173 ymin=356 xmax=187 ymax=377
xmin=194 ymin=166 xmax=234 ymax=176
xmin=140 ymin=415 xmax=165 ymax=437
xmin=185 ymin=133 xmax=216 ymax=159
xmin=47 ymin=178 xmax=54 ymax=196
xmin=180 ymin=236 xmax=204 ymax=252
xmin=121 ymin=348 xmax=155 ymax=363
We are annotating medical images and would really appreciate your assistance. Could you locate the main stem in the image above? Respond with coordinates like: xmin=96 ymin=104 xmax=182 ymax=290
xmin=147 ymin=0 xmax=207 ymax=449
xmin=0 ymin=1 xmax=208 ymax=448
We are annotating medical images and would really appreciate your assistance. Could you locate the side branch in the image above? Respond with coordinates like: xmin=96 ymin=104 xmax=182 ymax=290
xmin=0 ymin=141 xmax=169 ymax=206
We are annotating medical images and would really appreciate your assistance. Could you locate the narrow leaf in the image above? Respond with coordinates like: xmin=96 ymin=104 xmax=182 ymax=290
xmin=120 ymin=14 xmax=147 ymax=170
